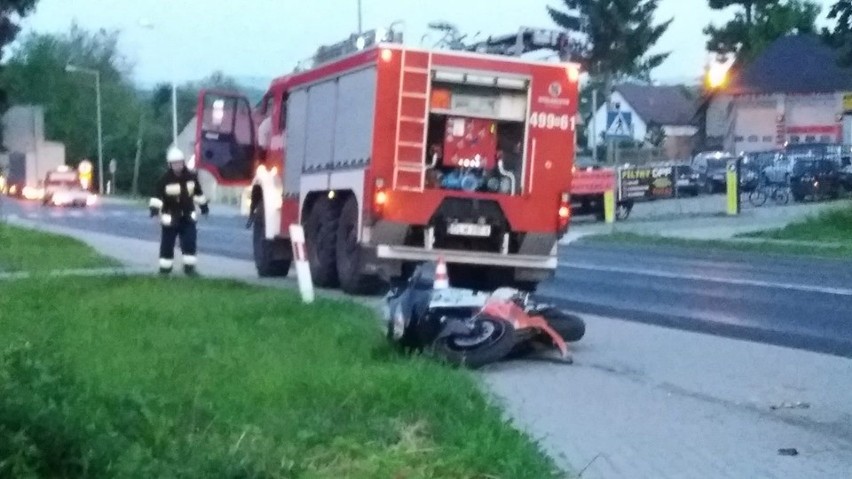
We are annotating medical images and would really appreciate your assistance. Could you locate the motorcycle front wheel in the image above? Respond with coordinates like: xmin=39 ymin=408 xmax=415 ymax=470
xmin=434 ymin=315 xmax=516 ymax=369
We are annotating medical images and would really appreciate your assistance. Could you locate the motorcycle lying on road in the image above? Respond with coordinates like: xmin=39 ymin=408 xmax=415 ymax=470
xmin=383 ymin=263 xmax=585 ymax=369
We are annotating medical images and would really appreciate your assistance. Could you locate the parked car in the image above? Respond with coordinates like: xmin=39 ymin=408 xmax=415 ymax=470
xmin=692 ymin=151 xmax=734 ymax=194
xmin=672 ymin=164 xmax=700 ymax=196
xmin=789 ymin=158 xmax=844 ymax=202
xmin=765 ymin=143 xmax=845 ymax=186
xmin=840 ymin=147 xmax=852 ymax=192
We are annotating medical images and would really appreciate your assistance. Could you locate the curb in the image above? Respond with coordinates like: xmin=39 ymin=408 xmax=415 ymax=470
xmin=0 ymin=266 xmax=151 ymax=281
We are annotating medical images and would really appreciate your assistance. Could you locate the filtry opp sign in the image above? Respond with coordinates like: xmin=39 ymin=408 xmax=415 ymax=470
xmin=289 ymin=224 xmax=314 ymax=304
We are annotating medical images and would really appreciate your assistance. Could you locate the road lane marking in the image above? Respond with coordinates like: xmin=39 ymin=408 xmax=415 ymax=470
xmin=559 ymin=261 xmax=852 ymax=297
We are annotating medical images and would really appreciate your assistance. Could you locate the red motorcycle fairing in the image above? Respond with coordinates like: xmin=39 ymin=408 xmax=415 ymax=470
xmin=479 ymin=297 xmax=569 ymax=359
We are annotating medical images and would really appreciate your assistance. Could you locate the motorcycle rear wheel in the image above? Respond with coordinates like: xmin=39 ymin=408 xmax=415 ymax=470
xmin=537 ymin=307 xmax=586 ymax=342
xmin=433 ymin=315 xmax=516 ymax=369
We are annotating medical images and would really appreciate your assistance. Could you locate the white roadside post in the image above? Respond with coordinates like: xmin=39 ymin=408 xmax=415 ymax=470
xmin=289 ymin=224 xmax=314 ymax=304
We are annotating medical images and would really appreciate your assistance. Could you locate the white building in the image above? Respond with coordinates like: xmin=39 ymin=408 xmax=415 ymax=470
xmin=590 ymin=83 xmax=699 ymax=160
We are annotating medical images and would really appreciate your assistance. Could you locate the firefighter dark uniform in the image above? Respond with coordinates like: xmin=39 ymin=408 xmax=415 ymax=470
xmin=148 ymin=147 xmax=209 ymax=274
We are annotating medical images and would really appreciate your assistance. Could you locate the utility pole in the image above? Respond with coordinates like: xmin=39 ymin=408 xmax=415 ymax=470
xmin=132 ymin=109 xmax=145 ymax=197
xmin=357 ymin=0 xmax=363 ymax=34
xmin=96 ymin=72 xmax=104 ymax=194
xmin=65 ymin=64 xmax=105 ymax=195
xmin=591 ymin=89 xmax=598 ymax=163
xmin=171 ymin=83 xmax=178 ymax=146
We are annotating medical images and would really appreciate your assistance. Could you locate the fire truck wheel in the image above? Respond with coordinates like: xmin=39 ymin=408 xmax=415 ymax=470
xmin=252 ymin=203 xmax=291 ymax=277
xmin=304 ymin=196 xmax=340 ymax=288
xmin=336 ymin=196 xmax=385 ymax=295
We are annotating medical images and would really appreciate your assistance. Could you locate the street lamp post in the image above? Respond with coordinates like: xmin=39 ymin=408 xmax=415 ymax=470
xmin=65 ymin=64 xmax=104 ymax=195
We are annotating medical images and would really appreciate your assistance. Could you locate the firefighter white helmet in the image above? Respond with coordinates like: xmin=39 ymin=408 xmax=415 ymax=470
xmin=166 ymin=147 xmax=185 ymax=163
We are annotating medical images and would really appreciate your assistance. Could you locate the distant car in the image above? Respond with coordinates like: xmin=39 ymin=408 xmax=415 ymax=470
xmin=691 ymin=151 xmax=734 ymax=194
xmin=765 ymin=143 xmax=846 ymax=186
xmin=43 ymin=183 xmax=96 ymax=207
xmin=840 ymin=149 xmax=852 ymax=192
xmin=789 ymin=158 xmax=844 ymax=202
xmin=672 ymin=164 xmax=700 ymax=196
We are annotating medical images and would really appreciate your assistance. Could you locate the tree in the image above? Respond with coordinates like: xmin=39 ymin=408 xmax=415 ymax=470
xmin=549 ymin=0 xmax=671 ymax=157
xmin=548 ymin=0 xmax=672 ymax=84
xmin=824 ymin=0 xmax=852 ymax=66
xmin=1 ymin=0 xmax=39 ymax=146
xmin=704 ymin=0 xmax=821 ymax=62
xmin=644 ymin=122 xmax=666 ymax=148
xmin=1 ymin=24 xmax=142 ymax=176
xmin=0 ymin=0 xmax=38 ymax=59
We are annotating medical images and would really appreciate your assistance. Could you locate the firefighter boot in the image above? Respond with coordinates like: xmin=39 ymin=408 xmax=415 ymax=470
xmin=159 ymin=258 xmax=174 ymax=275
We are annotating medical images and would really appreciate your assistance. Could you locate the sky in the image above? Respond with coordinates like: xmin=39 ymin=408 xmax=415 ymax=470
xmin=13 ymin=0 xmax=839 ymax=89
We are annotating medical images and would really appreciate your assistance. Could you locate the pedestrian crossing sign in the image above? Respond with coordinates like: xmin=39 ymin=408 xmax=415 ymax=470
xmin=606 ymin=110 xmax=633 ymax=139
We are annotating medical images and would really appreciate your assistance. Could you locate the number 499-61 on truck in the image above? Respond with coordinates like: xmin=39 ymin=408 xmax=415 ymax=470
xmin=193 ymin=31 xmax=579 ymax=294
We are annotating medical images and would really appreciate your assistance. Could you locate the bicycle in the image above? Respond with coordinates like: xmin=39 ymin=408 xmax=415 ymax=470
xmin=748 ymin=182 xmax=790 ymax=207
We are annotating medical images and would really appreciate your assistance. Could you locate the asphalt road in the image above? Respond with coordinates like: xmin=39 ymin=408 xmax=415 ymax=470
xmin=5 ymin=196 xmax=852 ymax=358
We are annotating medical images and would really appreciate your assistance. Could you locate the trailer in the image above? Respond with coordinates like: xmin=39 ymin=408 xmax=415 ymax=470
xmin=194 ymin=33 xmax=579 ymax=294
xmin=5 ymin=143 xmax=65 ymax=200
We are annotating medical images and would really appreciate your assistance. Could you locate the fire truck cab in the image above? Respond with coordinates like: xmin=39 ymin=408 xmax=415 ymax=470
xmin=194 ymin=31 xmax=578 ymax=294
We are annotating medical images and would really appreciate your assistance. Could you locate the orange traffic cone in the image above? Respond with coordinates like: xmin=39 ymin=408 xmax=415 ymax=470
xmin=434 ymin=256 xmax=450 ymax=289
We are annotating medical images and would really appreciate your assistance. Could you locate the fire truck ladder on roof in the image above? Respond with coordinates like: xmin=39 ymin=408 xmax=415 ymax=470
xmin=392 ymin=49 xmax=433 ymax=192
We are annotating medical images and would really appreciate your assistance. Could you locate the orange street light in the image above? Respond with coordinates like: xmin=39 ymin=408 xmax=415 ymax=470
xmin=706 ymin=60 xmax=730 ymax=90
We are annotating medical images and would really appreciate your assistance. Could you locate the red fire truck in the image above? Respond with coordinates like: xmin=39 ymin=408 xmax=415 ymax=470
xmin=193 ymin=32 xmax=579 ymax=294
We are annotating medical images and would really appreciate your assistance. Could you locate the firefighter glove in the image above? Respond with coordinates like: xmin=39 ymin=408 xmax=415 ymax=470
xmin=200 ymin=203 xmax=209 ymax=216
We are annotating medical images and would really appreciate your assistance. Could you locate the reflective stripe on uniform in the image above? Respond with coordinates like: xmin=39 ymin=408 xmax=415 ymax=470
xmin=165 ymin=183 xmax=181 ymax=196
xmin=193 ymin=195 xmax=208 ymax=205
xmin=149 ymin=197 xmax=163 ymax=209
xmin=161 ymin=214 xmax=173 ymax=226
xmin=183 ymin=255 xmax=197 ymax=266
xmin=190 ymin=211 xmax=197 ymax=221
xmin=187 ymin=181 xmax=196 ymax=195
xmin=159 ymin=258 xmax=174 ymax=269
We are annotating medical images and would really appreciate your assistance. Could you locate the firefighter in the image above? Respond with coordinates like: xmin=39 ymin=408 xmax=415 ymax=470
xmin=148 ymin=146 xmax=209 ymax=275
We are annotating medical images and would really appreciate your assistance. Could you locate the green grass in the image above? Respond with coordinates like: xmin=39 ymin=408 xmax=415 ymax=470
xmin=0 ymin=276 xmax=563 ymax=478
xmin=585 ymin=205 xmax=852 ymax=260
xmin=739 ymin=207 xmax=852 ymax=243
xmin=586 ymin=232 xmax=852 ymax=259
xmin=0 ymin=223 xmax=117 ymax=272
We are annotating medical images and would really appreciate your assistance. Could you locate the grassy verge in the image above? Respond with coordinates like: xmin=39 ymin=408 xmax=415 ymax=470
xmin=739 ymin=207 xmax=852 ymax=242
xmin=0 ymin=223 xmax=118 ymax=272
xmin=584 ymin=204 xmax=852 ymax=260
xmin=0 ymin=275 xmax=561 ymax=478
xmin=586 ymin=232 xmax=852 ymax=259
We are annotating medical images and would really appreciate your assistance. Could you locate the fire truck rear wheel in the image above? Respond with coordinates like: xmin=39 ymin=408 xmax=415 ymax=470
xmin=253 ymin=203 xmax=291 ymax=277
xmin=304 ymin=196 xmax=340 ymax=288
xmin=336 ymin=196 xmax=385 ymax=295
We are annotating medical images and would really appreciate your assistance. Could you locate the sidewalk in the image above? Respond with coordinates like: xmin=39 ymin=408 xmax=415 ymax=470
xmin=482 ymin=314 xmax=852 ymax=479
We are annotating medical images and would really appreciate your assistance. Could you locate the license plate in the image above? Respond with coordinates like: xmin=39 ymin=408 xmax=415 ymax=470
xmin=429 ymin=288 xmax=490 ymax=308
xmin=447 ymin=223 xmax=491 ymax=237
